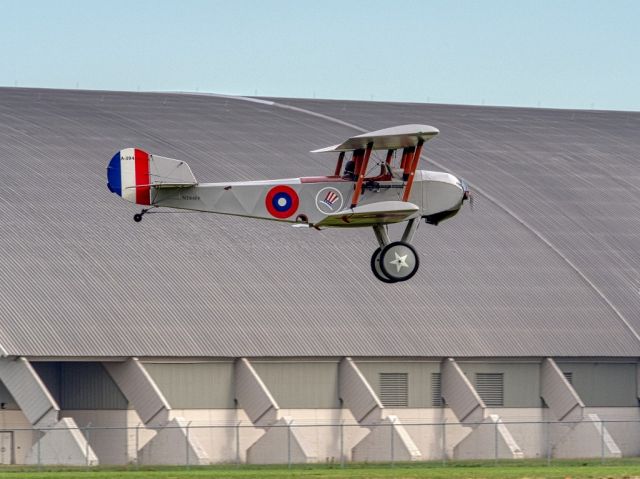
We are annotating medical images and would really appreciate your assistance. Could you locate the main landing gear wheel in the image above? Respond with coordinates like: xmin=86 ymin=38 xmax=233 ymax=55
xmin=379 ymin=241 xmax=420 ymax=282
xmin=370 ymin=248 xmax=397 ymax=283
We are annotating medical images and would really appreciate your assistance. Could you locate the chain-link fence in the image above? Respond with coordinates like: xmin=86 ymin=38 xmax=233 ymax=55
xmin=4 ymin=417 xmax=640 ymax=467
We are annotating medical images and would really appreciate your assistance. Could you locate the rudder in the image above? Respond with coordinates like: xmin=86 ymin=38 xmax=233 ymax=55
xmin=107 ymin=148 xmax=151 ymax=205
xmin=107 ymin=149 xmax=197 ymax=205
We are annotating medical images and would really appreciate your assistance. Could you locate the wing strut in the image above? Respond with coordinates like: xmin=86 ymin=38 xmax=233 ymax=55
xmin=350 ymin=142 xmax=373 ymax=208
xmin=402 ymin=139 xmax=424 ymax=202
xmin=333 ymin=151 xmax=345 ymax=176
xmin=400 ymin=147 xmax=413 ymax=171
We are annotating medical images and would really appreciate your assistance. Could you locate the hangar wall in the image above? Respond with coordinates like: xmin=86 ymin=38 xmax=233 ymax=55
xmin=2 ymin=358 xmax=638 ymax=464
xmin=456 ymin=361 xmax=542 ymax=408
xmin=32 ymin=363 xmax=128 ymax=410
xmin=251 ymin=360 xmax=341 ymax=409
xmin=144 ymin=362 xmax=235 ymax=409
xmin=357 ymin=360 xmax=441 ymax=408
xmin=0 ymin=382 xmax=18 ymax=410
xmin=555 ymin=361 xmax=638 ymax=407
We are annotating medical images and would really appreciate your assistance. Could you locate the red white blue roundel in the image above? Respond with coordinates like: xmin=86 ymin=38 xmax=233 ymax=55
xmin=265 ymin=185 xmax=299 ymax=219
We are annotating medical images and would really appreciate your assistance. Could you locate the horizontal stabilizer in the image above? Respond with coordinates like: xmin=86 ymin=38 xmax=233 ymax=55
xmin=315 ymin=201 xmax=419 ymax=227
xmin=107 ymin=148 xmax=197 ymax=205
xmin=148 ymin=154 xmax=197 ymax=187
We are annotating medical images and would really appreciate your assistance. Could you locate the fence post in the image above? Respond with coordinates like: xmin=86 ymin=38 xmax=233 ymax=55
xmin=185 ymin=421 xmax=191 ymax=469
xmin=600 ymin=419 xmax=605 ymax=464
xmin=545 ymin=420 xmax=551 ymax=466
xmin=85 ymin=423 xmax=91 ymax=468
xmin=235 ymin=421 xmax=241 ymax=466
xmin=390 ymin=418 xmax=395 ymax=467
xmin=494 ymin=419 xmax=498 ymax=465
xmin=287 ymin=420 xmax=292 ymax=469
xmin=135 ymin=423 xmax=141 ymax=468
xmin=37 ymin=429 xmax=41 ymax=469
xmin=339 ymin=421 xmax=344 ymax=468
xmin=441 ymin=420 xmax=447 ymax=466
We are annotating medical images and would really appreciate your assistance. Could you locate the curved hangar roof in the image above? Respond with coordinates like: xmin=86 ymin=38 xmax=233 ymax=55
xmin=1 ymin=87 xmax=639 ymax=358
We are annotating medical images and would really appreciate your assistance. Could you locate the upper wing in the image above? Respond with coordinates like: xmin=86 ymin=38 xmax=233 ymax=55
xmin=311 ymin=124 xmax=439 ymax=153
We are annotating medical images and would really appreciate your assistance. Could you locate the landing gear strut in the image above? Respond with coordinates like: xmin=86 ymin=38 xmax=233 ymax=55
xmin=370 ymin=219 xmax=420 ymax=283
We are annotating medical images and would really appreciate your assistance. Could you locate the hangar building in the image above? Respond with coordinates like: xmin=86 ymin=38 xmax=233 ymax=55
xmin=0 ymin=87 xmax=639 ymax=464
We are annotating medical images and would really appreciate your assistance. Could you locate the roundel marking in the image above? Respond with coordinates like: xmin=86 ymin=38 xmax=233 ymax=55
xmin=265 ymin=185 xmax=299 ymax=219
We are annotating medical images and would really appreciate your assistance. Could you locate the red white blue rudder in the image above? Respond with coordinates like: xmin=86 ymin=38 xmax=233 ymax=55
xmin=107 ymin=148 xmax=197 ymax=205
xmin=107 ymin=148 xmax=151 ymax=205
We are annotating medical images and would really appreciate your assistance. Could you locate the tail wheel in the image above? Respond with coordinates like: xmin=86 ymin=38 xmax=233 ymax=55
xmin=370 ymin=248 xmax=397 ymax=283
xmin=379 ymin=241 xmax=419 ymax=282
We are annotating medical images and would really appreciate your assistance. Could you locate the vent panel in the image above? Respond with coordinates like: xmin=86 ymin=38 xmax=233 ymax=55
xmin=563 ymin=371 xmax=573 ymax=384
xmin=379 ymin=373 xmax=408 ymax=407
xmin=475 ymin=373 xmax=504 ymax=407
xmin=431 ymin=372 xmax=443 ymax=406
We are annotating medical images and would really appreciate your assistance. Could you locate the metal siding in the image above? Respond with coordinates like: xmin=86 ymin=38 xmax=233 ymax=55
xmin=0 ymin=358 xmax=58 ymax=425
xmin=58 ymin=363 xmax=128 ymax=410
xmin=251 ymin=361 xmax=339 ymax=409
xmin=356 ymin=360 xmax=439 ymax=408
xmin=103 ymin=359 xmax=169 ymax=424
xmin=338 ymin=358 xmax=382 ymax=422
xmin=33 ymin=362 xmax=127 ymax=410
xmin=234 ymin=358 xmax=278 ymax=423
xmin=556 ymin=361 xmax=638 ymax=407
xmin=540 ymin=358 xmax=583 ymax=421
xmin=143 ymin=362 xmax=234 ymax=409
xmin=457 ymin=362 xmax=541 ymax=407
xmin=31 ymin=362 xmax=61 ymax=403
xmin=441 ymin=358 xmax=484 ymax=423
xmin=0 ymin=88 xmax=639 ymax=357
xmin=0 ymin=381 xmax=18 ymax=410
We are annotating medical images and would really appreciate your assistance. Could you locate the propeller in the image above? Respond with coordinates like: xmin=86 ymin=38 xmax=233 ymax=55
xmin=461 ymin=178 xmax=473 ymax=211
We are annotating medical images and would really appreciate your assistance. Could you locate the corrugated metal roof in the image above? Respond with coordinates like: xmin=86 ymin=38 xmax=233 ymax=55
xmin=0 ymin=87 xmax=639 ymax=357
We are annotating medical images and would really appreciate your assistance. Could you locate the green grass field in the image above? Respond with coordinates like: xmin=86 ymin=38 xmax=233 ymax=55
xmin=0 ymin=459 xmax=639 ymax=479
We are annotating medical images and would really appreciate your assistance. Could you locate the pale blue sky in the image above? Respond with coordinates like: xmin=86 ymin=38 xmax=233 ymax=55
xmin=2 ymin=0 xmax=639 ymax=110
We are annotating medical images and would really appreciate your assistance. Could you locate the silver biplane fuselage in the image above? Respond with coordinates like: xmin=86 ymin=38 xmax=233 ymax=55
xmin=107 ymin=125 xmax=470 ymax=282
xmin=152 ymin=170 xmax=465 ymax=228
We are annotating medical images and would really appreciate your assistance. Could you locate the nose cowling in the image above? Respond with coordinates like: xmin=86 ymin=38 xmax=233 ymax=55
xmin=421 ymin=171 xmax=467 ymax=225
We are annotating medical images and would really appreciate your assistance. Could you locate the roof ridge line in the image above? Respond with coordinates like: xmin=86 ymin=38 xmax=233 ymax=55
xmin=264 ymin=99 xmax=640 ymax=347
xmin=455 ymin=182 xmax=640 ymax=345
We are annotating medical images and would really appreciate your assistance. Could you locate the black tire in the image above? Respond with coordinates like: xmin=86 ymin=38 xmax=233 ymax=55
xmin=379 ymin=241 xmax=420 ymax=282
xmin=133 ymin=213 xmax=143 ymax=223
xmin=370 ymin=247 xmax=397 ymax=283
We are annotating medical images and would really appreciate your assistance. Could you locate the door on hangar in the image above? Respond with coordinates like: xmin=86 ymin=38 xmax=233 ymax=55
xmin=0 ymin=432 xmax=12 ymax=464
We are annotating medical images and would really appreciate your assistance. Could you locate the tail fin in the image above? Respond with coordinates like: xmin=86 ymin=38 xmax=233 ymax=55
xmin=107 ymin=148 xmax=197 ymax=205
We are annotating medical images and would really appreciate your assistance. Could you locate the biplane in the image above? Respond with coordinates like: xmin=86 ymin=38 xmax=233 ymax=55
xmin=106 ymin=125 xmax=470 ymax=283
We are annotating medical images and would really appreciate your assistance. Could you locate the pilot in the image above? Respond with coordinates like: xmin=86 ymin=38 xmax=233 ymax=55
xmin=342 ymin=159 xmax=356 ymax=180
